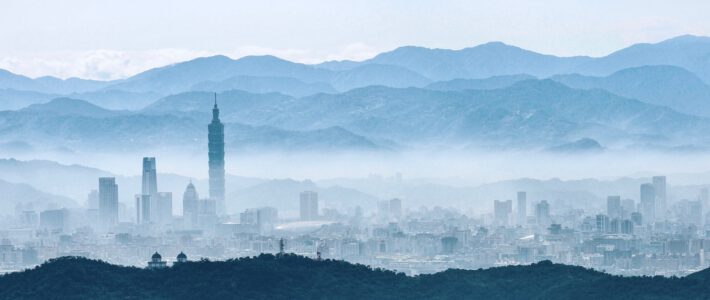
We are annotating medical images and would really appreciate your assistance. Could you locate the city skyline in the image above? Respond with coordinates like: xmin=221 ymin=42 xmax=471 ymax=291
xmin=4 ymin=2 xmax=710 ymax=297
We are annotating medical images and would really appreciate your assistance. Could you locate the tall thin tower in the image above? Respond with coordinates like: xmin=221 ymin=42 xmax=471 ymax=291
xmin=208 ymin=93 xmax=226 ymax=215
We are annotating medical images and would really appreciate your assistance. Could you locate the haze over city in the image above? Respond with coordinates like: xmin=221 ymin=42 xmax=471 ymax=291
xmin=3 ymin=1 xmax=710 ymax=299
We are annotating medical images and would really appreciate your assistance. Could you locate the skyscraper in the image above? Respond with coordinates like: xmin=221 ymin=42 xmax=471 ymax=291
xmin=142 ymin=157 xmax=157 ymax=196
xmin=208 ymin=94 xmax=225 ymax=215
xmin=640 ymin=183 xmax=656 ymax=224
xmin=300 ymin=191 xmax=318 ymax=220
xmin=182 ymin=181 xmax=199 ymax=229
xmin=136 ymin=194 xmax=151 ymax=224
xmin=652 ymin=176 xmax=667 ymax=220
xmin=138 ymin=157 xmax=157 ymax=224
xmin=517 ymin=191 xmax=527 ymax=225
xmin=607 ymin=196 xmax=622 ymax=219
xmin=98 ymin=177 xmax=118 ymax=227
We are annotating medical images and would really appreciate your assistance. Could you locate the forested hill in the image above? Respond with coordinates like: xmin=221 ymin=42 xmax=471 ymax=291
xmin=1 ymin=254 xmax=709 ymax=299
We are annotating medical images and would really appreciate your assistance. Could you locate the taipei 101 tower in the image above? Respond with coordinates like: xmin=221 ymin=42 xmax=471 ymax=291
xmin=208 ymin=93 xmax=225 ymax=214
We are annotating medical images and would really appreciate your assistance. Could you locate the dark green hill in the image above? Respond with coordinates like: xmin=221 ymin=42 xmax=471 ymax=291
xmin=1 ymin=255 xmax=709 ymax=300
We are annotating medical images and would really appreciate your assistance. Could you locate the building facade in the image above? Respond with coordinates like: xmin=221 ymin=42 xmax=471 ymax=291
xmin=208 ymin=95 xmax=226 ymax=215
xmin=98 ymin=177 xmax=118 ymax=228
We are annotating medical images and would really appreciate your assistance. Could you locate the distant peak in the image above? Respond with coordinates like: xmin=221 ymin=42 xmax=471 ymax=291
xmin=479 ymin=41 xmax=508 ymax=47
xmin=237 ymin=55 xmax=289 ymax=63
xmin=185 ymin=55 xmax=233 ymax=65
xmin=660 ymin=34 xmax=710 ymax=44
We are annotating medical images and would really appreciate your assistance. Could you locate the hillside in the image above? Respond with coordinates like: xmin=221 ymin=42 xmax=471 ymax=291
xmin=0 ymin=179 xmax=77 ymax=213
xmin=573 ymin=35 xmax=710 ymax=82
xmin=552 ymin=66 xmax=710 ymax=117
xmin=4 ymin=80 xmax=710 ymax=153
xmin=0 ymin=255 xmax=708 ymax=299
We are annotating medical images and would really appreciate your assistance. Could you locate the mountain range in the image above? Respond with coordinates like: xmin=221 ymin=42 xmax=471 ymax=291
xmin=2 ymin=78 xmax=710 ymax=154
xmin=1 ymin=35 xmax=710 ymax=152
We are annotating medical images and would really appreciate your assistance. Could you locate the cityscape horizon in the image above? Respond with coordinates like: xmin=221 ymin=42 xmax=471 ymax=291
xmin=3 ymin=1 xmax=710 ymax=299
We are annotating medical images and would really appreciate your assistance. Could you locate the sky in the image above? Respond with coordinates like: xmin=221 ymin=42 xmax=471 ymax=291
xmin=1 ymin=0 xmax=710 ymax=80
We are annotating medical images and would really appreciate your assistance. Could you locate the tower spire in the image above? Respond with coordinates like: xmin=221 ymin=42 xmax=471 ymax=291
xmin=214 ymin=92 xmax=217 ymax=108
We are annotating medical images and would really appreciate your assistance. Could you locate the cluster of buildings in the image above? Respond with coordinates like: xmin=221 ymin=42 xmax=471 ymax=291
xmin=2 ymin=101 xmax=710 ymax=277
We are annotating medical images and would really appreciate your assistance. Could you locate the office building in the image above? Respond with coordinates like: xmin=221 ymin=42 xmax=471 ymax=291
xmin=182 ymin=181 xmax=199 ymax=228
xmin=208 ymin=95 xmax=226 ymax=215
xmin=142 ymin=157 xmax=158 ymax=197
xmin=652 ymin=176 xmax=667 ymax=220
xmin=99 ymin=177 xmax=118 ymax=227
xmin=640 ymin=183 xmax=656 ymax=224
xmin=136 ymin=194 xmax=151 ymax=224
xmin=596 ymin=214 xmax=609 ymax=233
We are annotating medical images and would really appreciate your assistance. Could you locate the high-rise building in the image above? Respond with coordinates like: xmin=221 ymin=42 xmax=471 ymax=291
xmin=98 ymin=177 xmax=118 ymax=227
xmin=142 ymin=157 xmax=158 ymax=196
xmin=596 ymin=214 xmax=609 ymax=233
xmin=137 ymin=157 xmax=158 ymax=225
xmin=535 ymin=200 xmax=550 ymax=227
xmin=620 ymin=219 xmax=634 ymax=234
xmin=300 ymin=191 xmax=319 ymax=220
xmin=607 ymin=196 xmax=622 ymax=219
xmin=208 ymin=94 xmax=226 ymax=215
xmin=652 ymin=176 xmax=667 ymax=220
xmin=136 ymin=194 xmax=151 ymax=224
xmin=517 ymin=191 xmax=527 ymax=225
xmin=182 ymin=181 xmax=199 ymax=229
xmin=640 ymin=183 xmax=656 ymax=224
xmin=493 ymin=200 xmax=512 ymax=226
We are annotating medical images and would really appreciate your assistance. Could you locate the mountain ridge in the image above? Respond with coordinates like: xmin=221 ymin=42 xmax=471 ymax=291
xmin=0 ymin=255 xmax=708 ymax=299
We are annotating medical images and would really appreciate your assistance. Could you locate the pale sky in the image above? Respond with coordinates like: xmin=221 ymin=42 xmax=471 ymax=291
xmin=1 ymin=0 xmax=709 ymax=80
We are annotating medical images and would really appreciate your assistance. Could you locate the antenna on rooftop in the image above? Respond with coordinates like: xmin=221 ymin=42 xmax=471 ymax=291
xmin=279 ymin=238 xmax=285 ymax=256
